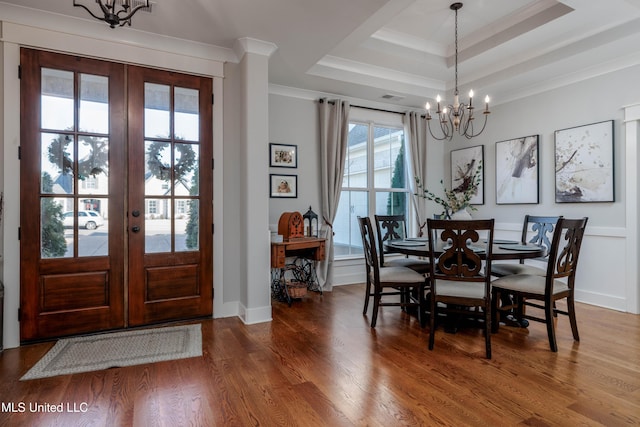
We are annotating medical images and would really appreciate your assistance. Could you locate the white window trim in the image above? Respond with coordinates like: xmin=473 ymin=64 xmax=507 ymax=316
xmin=336 ymin=117 xmax=412 ymax=259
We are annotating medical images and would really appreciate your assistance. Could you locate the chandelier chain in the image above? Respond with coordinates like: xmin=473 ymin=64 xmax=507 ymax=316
xmin=454 ymin=6 xmax=458 ymax=96
xmin=424 ymin=2 xmax=491 ymax=141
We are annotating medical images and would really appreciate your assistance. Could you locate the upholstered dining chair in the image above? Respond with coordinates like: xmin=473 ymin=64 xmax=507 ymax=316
xmin=491 ymin=215 xmax=561 ymax=277
xmin=358 ymin=216 xmax=428 ymax=328
xmin=491 ymin=217 xmax=588 ymax=352
xmin=425 ymin=218 xmax=495 ymax=359
xmin=374 ymin=214 xmax=430 ymax=275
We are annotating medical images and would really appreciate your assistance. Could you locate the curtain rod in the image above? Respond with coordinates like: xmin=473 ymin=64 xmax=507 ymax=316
xmin=318 ymin=98 xmax=425 ymax=117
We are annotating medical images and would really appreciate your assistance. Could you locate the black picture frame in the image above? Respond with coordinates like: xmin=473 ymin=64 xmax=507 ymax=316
xmin=554 ymin=120 xmax=614 ymax=203
xmin=450 ymin=144 xmax=484 ymax=205
xmin=270 ymin=174 xmax=298 ymax=198
xmin=269 ymin=143 xmax=297 ymax=168
xmin=495 ymin=135 xmax=539 ymax=204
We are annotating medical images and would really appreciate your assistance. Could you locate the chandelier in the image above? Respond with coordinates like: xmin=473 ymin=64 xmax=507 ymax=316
xmin=73 ymin=0 xmax=150 ymax=28
xmin=426 ymin=3 xmax=490 ymax=140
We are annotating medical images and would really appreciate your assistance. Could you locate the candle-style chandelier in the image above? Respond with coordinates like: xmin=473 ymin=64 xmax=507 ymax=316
xmin=73 ymin=0 xmax=150 ymax=28
xmin=426 ymin=3 xmax=490 ymax=140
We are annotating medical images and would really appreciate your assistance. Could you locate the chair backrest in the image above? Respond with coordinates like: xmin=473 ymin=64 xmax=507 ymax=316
xmin=426 ymin=219 xmax=495 ymax=285
xmin=523 ymin=215 xmax=561 ymax=251
xmin=545 ymin=217 xmax=588 ymax=291
xmin=358 ymin=216 xmax=381 ymax=284
xmin=374 ymin=214 xmax=407 ymax=265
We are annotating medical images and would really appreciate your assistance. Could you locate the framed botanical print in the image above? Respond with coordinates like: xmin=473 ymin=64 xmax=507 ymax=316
xmin=555 ymin=120 xmax=614 ymax=203
xmin=495 ymin=135 xmax=539 ymax=204
xmin=450 ymin=145 xmax=484 ymax=205
xmin=269 ymin=143 xmax=297 ymax=168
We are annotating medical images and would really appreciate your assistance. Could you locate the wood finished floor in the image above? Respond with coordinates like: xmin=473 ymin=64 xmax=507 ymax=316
xmin=1 ymin=283 xmax=639 ymax=426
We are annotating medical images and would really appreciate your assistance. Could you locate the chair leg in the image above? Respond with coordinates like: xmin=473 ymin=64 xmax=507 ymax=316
xmin=371 ymin=295 xmax=381 ymax=328
xmin=428 ymin=295 xmax=436 ymax=350
xmin=491 ymin=289 xmax=500 ymax=333
xmin=545 ymin=299 xmax=558 ymax=352
xmin=484 ymin=304 xmax=492 ymax=359
xmin=415 ymin=285 xmax=425 ymax=327
xmin=515 ymin=296 xmax=525 ymax=321
xmin=566 ymin=295 xmax=580 ymax=342
xmin=363 ymin=279 xmax=372 ymax=315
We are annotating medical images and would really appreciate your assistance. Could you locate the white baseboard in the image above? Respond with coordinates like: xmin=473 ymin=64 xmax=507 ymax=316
xmin=213 ymin=301 xmax=241 ymax=319
xmin=238 ymin=302 xmax=273 ymax=325
xmin=574 ymin=289 xmax=627 ymax=312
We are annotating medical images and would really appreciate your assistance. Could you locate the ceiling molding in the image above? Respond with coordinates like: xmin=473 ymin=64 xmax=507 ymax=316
xmin=449 ymin=2 xmax=574 ymax=67
xmin=269 ymin=83 xmax=417 ymax=115
xmin=310 ymin=55 xmax=444 ymax=92
xmin=0 ymin=2 xmax=237 ymax=63
xmin=233 ymin=37 xmax=278 ymax=61
xmin=3 ymin=0 xmax=640 ymax=109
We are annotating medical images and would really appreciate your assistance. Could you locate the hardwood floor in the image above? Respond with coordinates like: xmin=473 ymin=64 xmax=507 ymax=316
xmin=1 ymin=283 xmax=639 ymax=426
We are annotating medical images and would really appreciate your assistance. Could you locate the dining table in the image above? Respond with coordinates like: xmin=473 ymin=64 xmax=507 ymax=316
xmin=385 ymin=236 xmax=546 ymax=329
xmin=384 ymin=237 xmax=546 ymax=261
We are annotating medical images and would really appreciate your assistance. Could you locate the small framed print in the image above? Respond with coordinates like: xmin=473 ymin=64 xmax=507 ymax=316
xmin=450 ymin=145 xmax=484 ymax=205
xmin=270 ymin=174 xmax=297 ymax=198
xmin=269 ymin=143 xmax=297 ymax=168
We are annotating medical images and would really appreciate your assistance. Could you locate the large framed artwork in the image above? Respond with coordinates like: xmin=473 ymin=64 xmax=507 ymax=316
xmin=495 ymin=135 xmax=539 ymax=204
xmin=554 ymin=120 xmax=614 ymax=203
xmin=270 ymin=174 xmax=298 ymax=198
xmin=450 ymin=145 xmax=484 ymax=205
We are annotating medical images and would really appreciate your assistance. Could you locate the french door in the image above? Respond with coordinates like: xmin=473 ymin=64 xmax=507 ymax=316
xmin=19 ymin=49 xmax=213 ymax=342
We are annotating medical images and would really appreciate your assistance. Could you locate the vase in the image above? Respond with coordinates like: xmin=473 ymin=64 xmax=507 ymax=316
xmin=450 ymin=208 xmax=472 ymax=220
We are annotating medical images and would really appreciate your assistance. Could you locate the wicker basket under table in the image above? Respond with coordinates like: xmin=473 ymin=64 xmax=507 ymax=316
xmin=286 ymin=280 xmax=308 ymax=299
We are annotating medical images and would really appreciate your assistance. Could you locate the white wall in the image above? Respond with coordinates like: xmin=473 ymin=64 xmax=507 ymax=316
xmin=464 ymin=65 xmax=640 ymax=312
xmin=268 ymin=66 xmax=640 ymax=313
xmin=221 ymin=62 xmax=243 ymax=306
xmin=268 ymin=94 xmax=322 ymax=228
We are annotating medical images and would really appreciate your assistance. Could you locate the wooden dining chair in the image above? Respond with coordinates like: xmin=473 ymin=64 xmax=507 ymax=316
xmin=374 ymin=214 xmax=430 ymax=275
xmin=492 ymin=215 xmax=561 ymax=277
xmin=358 ymin=216 xmax=428 ymax=328
xmin=491 ymin=217 xmax=588 ymax=352
xmin=426 ymin=218 xmax=495 ymax=359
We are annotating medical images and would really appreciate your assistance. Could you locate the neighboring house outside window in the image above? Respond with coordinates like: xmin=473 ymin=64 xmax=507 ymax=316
xmin=147 ymin=199 xmax=158 ymax=215
xmin=333 ymin=116 xmax=409 ymax=258
xmin=81 ymin=176 xmax=98 ymax=190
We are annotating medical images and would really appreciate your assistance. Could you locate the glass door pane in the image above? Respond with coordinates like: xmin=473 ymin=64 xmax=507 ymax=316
xmin=143 ymin=83 xmax=201 ymax=254
xmin=39 ymin=70 xmax=110 ymax=258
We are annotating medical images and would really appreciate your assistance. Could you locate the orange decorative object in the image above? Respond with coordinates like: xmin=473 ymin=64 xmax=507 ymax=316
xmin=278 ymin=211 xmax=304 ymax=240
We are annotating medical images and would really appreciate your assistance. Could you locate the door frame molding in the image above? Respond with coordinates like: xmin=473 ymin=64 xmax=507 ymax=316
xmin=1 ymin=21 xmax=226 ymax=348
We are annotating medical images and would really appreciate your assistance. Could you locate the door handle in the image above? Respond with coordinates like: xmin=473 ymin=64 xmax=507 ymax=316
xmin=132 ymin=210 xmax=141 ymax=217
xmin=132 ymin=226 xmax=141 ymax=233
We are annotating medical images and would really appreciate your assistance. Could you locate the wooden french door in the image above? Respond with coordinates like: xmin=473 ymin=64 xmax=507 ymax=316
xmin=126 ymin=65 xmax=212 ymax=326
xmin=19 ymin=49 xmax=213 ymax=342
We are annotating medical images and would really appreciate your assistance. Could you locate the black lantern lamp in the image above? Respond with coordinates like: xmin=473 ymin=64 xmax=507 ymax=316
xmin=303 ymin=206 xmax=319 ymax=237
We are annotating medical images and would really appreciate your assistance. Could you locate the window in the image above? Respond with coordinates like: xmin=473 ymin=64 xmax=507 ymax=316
xmin=147 ymin=199 xmax=157 ymax=215
xmin=333 ymin=116 xmax=409 ymax=257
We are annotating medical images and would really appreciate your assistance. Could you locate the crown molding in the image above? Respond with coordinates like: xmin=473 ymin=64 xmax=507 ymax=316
xmin=233 ymin=37 xmax=278 ymax=62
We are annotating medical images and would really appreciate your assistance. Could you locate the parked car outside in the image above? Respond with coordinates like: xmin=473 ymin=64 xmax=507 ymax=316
xmin=63 ymin=210 xmax=105 ymax=230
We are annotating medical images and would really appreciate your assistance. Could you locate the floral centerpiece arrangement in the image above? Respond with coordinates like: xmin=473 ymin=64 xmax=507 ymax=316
xmin=414 ymin=162 xmax=482 ymax=220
